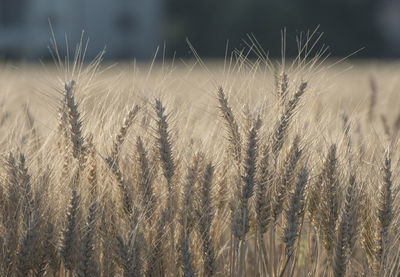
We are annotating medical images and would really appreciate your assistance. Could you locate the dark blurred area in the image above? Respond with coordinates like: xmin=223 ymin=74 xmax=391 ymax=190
xmin=0 ymin=0 xmax=399 ymax=61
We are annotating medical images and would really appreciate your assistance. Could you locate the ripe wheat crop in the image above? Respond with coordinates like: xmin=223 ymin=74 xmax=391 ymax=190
xmin=0 ymin=36 xmax=400 ymax=276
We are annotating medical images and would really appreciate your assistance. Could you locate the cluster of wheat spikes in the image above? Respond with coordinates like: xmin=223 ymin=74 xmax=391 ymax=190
xmin=0 ymin=42 xmax=400 ymax=277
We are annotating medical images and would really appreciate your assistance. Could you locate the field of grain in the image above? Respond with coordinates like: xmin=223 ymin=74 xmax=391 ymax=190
xmin=0 ymin=47 xmax=400 ymax=277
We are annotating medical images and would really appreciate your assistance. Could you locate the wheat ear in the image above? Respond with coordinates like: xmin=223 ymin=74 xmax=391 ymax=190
xmin=106 ymin=157 xmax=133 ymax=215
xmin=86 ymin=134 xmax=98 ymax=200
xmin=275 ymin=71 xmax=289 ymax=107
xmin=181 ymin=153 xmax=202 ymax=234
xmin=60 ymin=190 xmax=80 ymax=272
xmin=117 ymin=208 xmax=144 ymax=276
xmin=154 ymin=99 xmax=175 ymax=186
xmin=146 ymin=210 xmax=167 ymax=276
xmin=64 ymin=80 xmax=86 ymax=163
xmin=3 ymin=152 xmax=21 ymax=275
xmin=256 ymin=145 xmax=271 ymax=235
xmin=136 ymin=136 xmax=156 ymax=217
xmin=154 ymin=98 xmax=176 ymax=273
xmin=177 ymin=154 xmax=201 ymax=277
xmin=197 ymin=163 xmax=216 ymax=276
xmin=240 ymin=117 xmax=261 ymax=237
xmin=272 ymin=136 xmax=302 ymax=222
xmin=360 ymin=190 xmax=375 ymax=270
xmin=15 ymin=211 xmax=39 ymax=276
xmin=374 ymin=153 xmax=392 ymax=275
xmin=282 ymin=168 xmax=308 ymax=258
xmin=17 ymin=154 xmax=34 ymax=228
xmin=178 ymin=232 xmax=195 ymax=277
xmin=34 ymin=217 xmax=55 ymax=277
xmin=319 ymin=144 xmax=339 ymax=254
xmin=271 ymin=82 xmax=307 ymax=160
xmin=109 ymin=104 xmax=140 ymax=163
xmin=77 ymin=201 xmax=99 ymax=277
xmin=217 ymin=86 xmax=242 ymax=165
xmin=333 ymin=175 xmax=358 ymax=277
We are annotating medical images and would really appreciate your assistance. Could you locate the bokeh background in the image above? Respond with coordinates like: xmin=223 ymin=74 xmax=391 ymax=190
xmin=0 ymin=0 xmax=399 ymax=60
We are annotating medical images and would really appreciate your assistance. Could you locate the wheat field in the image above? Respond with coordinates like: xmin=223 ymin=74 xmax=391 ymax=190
xmin=0 ymin=40 xmax=400 ymax=277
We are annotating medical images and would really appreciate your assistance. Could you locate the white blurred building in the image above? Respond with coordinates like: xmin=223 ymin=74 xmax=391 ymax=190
xmin=377 ymin=0 xmax=400 ymax=56
xmin=0 ymin=0 xmax=163 ymax=59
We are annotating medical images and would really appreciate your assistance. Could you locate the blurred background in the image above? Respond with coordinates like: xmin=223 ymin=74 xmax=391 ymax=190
xmin=0 ymin=0 xmax=399 ymax=61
